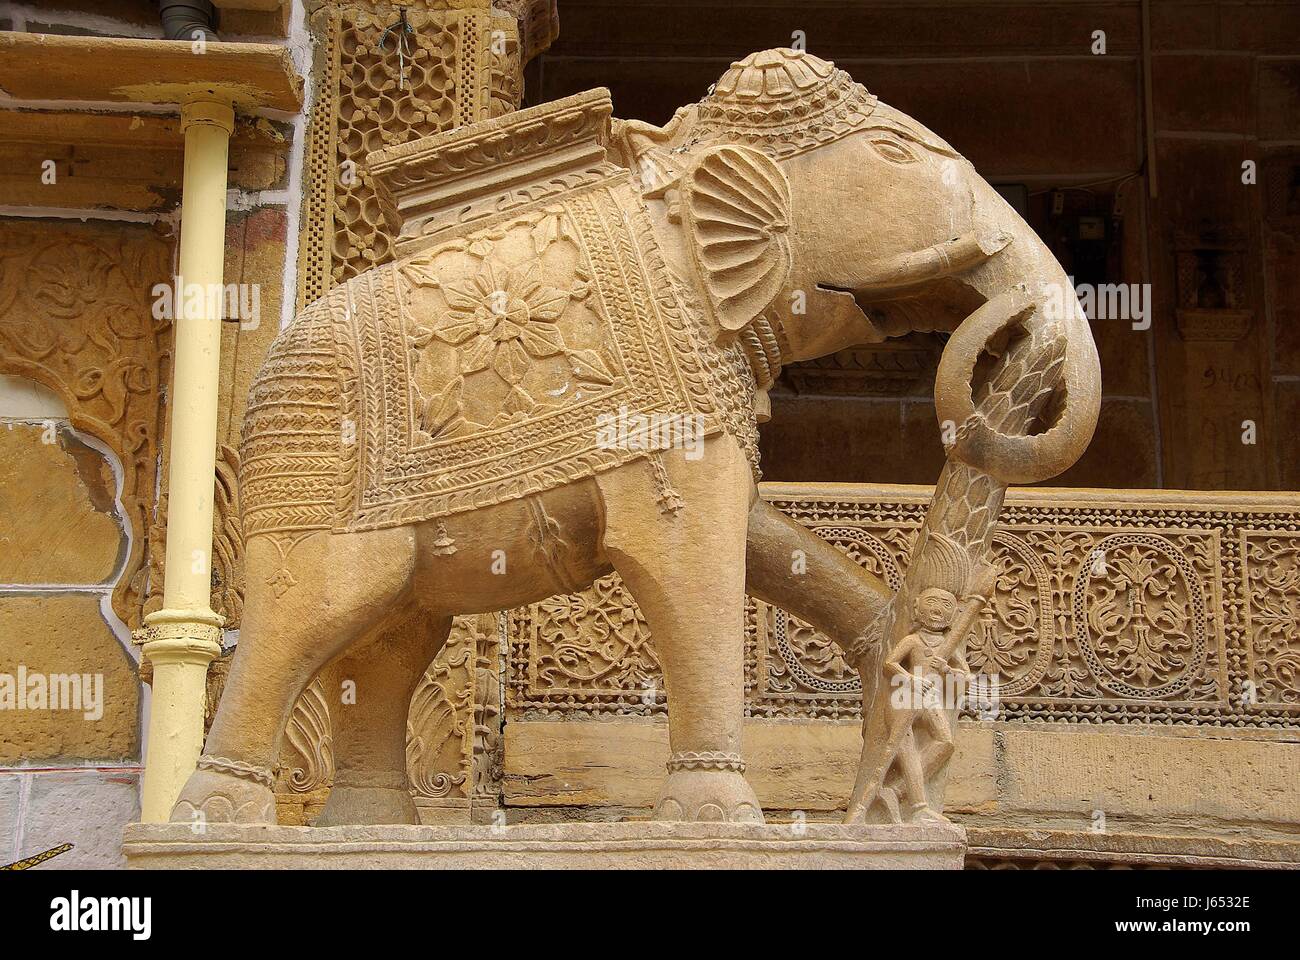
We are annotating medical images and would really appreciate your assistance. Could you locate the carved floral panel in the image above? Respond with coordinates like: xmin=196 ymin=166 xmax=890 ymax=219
xmin=1241 ymin=532 xmax=1300 ymax=707
xmin=509 ymin=487 xmax=1298 ymax=726
xmin=0 ymin=220 xmax=171 ymax=629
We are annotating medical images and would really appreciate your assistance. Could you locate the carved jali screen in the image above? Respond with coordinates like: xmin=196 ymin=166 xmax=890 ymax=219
xmin=508 ymin=485 xmax=1300 ymax=727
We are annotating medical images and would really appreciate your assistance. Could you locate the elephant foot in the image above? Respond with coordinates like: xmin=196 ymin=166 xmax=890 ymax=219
xmin=316 ymin=773 xmax=418 ymax=826
xmin=652 ymin=756 xmax=764 ymax=824
xmin=169 ymin=755 xmax=276 ymax=826
xmin=905 ymin=802 xmax=952 ymax=826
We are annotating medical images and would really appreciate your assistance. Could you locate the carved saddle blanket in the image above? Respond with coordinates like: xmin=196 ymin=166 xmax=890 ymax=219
xmin=242 ymin=178 xmax=755 ymax=538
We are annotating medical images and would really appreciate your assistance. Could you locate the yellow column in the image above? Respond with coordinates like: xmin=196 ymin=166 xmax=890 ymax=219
xmin=136 ymin=95 xmax=235 ymax=823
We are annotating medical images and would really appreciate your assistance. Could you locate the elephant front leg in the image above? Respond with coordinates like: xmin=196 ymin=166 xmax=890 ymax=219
xmin=596 ymin=436 xmax=761 ymax=824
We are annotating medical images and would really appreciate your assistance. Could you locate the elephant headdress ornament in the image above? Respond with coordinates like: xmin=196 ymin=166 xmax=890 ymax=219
xmin=678 ymin=46 xmax=881 ymax=153
xmin=176 ymin=49 xmax=1100 ymax=830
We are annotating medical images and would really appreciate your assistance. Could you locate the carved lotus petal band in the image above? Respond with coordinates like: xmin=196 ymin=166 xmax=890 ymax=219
xmin=196 ymin=754 xmax=276 ymax=789
xmin=667 ymin=751 xmax=746 ymax=773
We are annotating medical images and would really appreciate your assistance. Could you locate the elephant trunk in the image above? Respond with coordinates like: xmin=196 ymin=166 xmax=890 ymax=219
xmin=843 ymin=201 xmax=1102 ymax=824
xmin=935 ymin=188 xmax=1102 ymax=486
xmin=828 ymin=180 xmax=1101 ymax=485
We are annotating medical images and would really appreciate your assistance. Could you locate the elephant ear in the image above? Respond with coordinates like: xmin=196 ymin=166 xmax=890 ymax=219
xmin=681 ymin=145 xmax=793 ymax=334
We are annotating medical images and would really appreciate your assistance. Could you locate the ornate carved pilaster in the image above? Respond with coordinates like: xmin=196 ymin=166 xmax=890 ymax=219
xmin=297 ymin=0 xmax=547 ymax=308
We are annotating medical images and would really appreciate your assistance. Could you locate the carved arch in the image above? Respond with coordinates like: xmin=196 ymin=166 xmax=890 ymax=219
xmin=0 ymin=222 xmax=172 ymax=629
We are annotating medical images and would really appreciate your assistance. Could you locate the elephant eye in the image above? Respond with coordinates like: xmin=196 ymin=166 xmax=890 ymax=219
xmin=868 ymin=136 xmax=918 ymax=165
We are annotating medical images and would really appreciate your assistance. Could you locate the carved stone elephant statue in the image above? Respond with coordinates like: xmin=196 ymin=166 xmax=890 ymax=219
xmin=174 ymin=48 xmax=1099 ymax=827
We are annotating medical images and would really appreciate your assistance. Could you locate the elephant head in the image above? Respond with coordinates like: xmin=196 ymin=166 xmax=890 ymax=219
xmin=613 ymin=48 xmax=1100 ymax=484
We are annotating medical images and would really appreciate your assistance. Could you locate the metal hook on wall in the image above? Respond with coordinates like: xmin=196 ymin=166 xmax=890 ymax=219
xmin=379 ymin=7 xmax=415 ymax=91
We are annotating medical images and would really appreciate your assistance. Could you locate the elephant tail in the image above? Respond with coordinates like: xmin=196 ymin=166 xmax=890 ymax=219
xmin=239 ymin=287 xmax=348 ymax=541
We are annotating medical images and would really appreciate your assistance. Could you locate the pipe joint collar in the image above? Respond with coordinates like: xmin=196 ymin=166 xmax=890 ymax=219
xmin=181 ymin=96 xmax=235 ymax=135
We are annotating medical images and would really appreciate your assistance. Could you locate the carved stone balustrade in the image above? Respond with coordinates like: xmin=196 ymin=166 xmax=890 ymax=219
xmin=499 ymin=482 xmax=1300 ymax=837
xmin=510 ymin=482 xmax=1300 ymax=725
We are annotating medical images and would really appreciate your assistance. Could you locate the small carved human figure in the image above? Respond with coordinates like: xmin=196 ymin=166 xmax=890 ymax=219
xmin=884 ymin=588 xmax=970 ymax=821
xmin=876 ymin=557 xmax=996 ymax=823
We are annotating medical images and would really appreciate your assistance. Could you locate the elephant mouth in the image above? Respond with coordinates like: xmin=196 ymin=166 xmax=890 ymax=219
xmin=818 ymin=229 xmax=1012 ymax=338
xmin=820 ymin=277 xmax=990 ymax=340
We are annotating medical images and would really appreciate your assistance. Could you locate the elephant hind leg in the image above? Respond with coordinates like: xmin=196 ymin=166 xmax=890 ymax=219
xmin=314 ymin=612 xmax=452 ymax=826
xmin=170 ymin=525 xmax=418 ymax=826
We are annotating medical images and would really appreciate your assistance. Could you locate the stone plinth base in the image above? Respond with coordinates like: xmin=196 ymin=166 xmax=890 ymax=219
xmin=123 ymin=821 xmax=965 ymax=869
xmin=966 ymin=827 xmax=1300 ymax=869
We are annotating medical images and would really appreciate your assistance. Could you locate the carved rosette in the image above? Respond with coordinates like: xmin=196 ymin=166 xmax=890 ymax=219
xmin=1073 ymin=533 xmax=1209 ymax=700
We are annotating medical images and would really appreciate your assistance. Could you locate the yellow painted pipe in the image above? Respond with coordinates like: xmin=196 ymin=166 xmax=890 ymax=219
xmin=138 ymin=95 xmax=234 ymax=823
